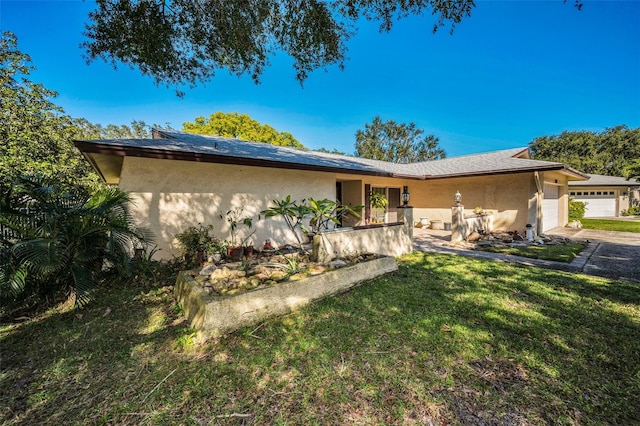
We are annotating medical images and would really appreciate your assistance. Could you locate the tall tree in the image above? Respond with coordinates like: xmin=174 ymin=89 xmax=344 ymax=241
xmin=0 ymin=32 xmax=96 ymax=189
xmin=528 ymin=126 xmax=640 ymax=177
xmin=354 ymin=116 xmax=446 ymax=163
xmin=624 ymin=160 xmax=640 ymax=180
xmin=81 ymin=0 xmax=472 ymax=91
xmin=72 ymin=118 xmax=155 ymax=140
xmin=82 ymin=0 xmax=583 ymax=91
xmin=183 ymin=112 xmax=305 ymax=148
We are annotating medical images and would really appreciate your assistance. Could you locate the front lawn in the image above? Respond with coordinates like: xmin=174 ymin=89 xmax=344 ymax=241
xmin=478 ymin=243 xmax=586 ymax=262
xmin=580 ymin=218 xmax=640 ymax=233
xmin=2 ymin=252 xmax=639 ymax=425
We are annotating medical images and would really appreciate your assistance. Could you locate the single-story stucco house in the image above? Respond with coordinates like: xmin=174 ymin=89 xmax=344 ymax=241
xmin=74 ymin=129 xmax=587 ymax=258
xmin=568 ymin=174 xmax=640 ymax=217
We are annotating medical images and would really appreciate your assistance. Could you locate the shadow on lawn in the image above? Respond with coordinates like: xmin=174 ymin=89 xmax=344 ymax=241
xmin=1 ymin=252 xmax=639 ymax=425
xmin=0 ymin=284 xmax=190 ymax=425
xmin=389 ymin=253 xmax=640 ymax=424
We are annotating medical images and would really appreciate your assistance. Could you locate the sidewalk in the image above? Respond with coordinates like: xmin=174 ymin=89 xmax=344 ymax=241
xmin=412 ymin=227 xmax=599 ymax=274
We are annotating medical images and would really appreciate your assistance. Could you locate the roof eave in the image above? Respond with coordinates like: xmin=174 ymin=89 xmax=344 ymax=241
xmin=73 ymin=140 xmax=395 ymax=179
xmin=423 ymin=164 xmax=587 ymax=180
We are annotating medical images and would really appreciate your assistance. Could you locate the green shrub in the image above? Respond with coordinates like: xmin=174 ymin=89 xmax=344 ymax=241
xmin=174 ymin=223 xmax=220 ymax=267
xmin=569 ymin=198 xmax=586 ymax=220
xmin=621 ymin=206 xmax=640 ymax=216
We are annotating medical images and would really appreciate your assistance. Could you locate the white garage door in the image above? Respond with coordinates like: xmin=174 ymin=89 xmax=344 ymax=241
xmin=542 ymin=184 xmax=559 ymax=231
xmin=570 ymin=191 xmax=617 ymax=217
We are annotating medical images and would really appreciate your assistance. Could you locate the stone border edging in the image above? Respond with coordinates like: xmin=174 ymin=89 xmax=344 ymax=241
xmin=413 ymin=240 xmax=600 ymax=274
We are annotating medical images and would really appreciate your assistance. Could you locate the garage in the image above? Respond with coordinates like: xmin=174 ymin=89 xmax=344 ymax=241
xmin=570 ymin=190 xmax=617 ymax=217
xmin=542 ymin=183 xmax=560 ymax=231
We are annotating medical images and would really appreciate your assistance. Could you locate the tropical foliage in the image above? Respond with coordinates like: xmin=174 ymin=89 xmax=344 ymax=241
xmin=261 ymin=196 xmax=310 ymax=251
xmin=261 ymin=196 xmax=362 ymax=252
xmin=528 ymin=125 xmax=640 ymax=177
xmin=1 ymin=33 xmax=159 ymax=309
xmin=0 ymin=175 xmax=151 ymax=307
xmin=183 ymin=112 xmax=304 ymax=148
xmin=355 ymin=116 xmax=446 ymax=163
xmin=305 ymin=198 xmax=362 ymax=235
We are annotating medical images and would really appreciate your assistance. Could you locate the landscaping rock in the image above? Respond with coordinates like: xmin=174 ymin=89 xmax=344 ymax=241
xmin=466 ymin=232 xmax=481 ymax=242
xmin=212 ymin=280 xmax=226 ymax=293
xmin=199 ymin=264 xmax=217 ymax=276
xmin=211 ymin=267 xmax=231 ymax=280
xmin=288 ymin=272 xmax=309 ymax=281
xmin=328 ymin=259 xmax=348 ymax=268
xmin=270 ymin=270 xmax=288 ymax=281
xmin=308 ymin=265 xmax=326 ymax=276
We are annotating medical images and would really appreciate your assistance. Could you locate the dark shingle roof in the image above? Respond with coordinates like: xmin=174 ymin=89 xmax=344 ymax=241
xmin=74 ymin=129 xmax=587 ymax=180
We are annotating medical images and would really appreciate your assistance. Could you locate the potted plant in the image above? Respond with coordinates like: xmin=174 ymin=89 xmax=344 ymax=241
xmin=221 ymin=207 xmax=256 ymax=261
xmin=369 ymin=192 xmax=388 ymax=223
xmin=174 ymin=223 xmax=215 ymax=267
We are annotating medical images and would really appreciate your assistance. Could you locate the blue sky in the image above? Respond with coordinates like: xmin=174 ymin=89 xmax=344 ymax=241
xmin=1 ymin=0 xmax=639 ymax=157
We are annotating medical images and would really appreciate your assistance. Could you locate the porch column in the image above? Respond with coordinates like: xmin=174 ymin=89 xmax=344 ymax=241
xmin=397 ymin=206 xmax=414 ymax=240
xmin=451 ymin=204 xmax=465 ymax=243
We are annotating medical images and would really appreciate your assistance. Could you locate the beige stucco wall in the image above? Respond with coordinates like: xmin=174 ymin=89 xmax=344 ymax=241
xmin=119 ymin=157 xmax=336 ymax=259
xmin=117 ymin=156 xmax=572 ymax=258
xmin=411 ymin=173 xmax=536 ymax=232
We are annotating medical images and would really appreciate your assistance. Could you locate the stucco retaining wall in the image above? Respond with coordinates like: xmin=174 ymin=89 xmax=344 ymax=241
xmin=174 ymin=257 xmax=398 ymax=339
xmin=312 ymin=223 xmax=413 ymax=263
xmin=464 ymin=214 xmax=494 ymax=235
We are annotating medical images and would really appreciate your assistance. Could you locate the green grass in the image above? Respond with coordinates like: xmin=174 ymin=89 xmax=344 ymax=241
xmin=2 ymin=252 xmax=640 ymax=425
xmin=478 ymin=243 xmax=585 ymax=262
xmin=580 ymin=218 xmax=640 ymax=233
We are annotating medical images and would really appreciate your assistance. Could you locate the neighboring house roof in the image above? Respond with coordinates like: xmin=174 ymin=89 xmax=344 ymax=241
xmin=74 ymin=129 xmax=588 ymax=185
xmin=569 ymin=174 xmax=639 ymax=187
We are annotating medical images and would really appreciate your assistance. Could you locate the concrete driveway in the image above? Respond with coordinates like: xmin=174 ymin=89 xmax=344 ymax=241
xmin=546 ymin=227 xmax=640 ymax=283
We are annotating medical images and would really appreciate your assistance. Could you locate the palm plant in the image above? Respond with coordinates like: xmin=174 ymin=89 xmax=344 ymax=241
xmin=0 ymin=175 xmax=152 ymax=306
xmin=261 ymin=195 xmax=310 ymax=252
